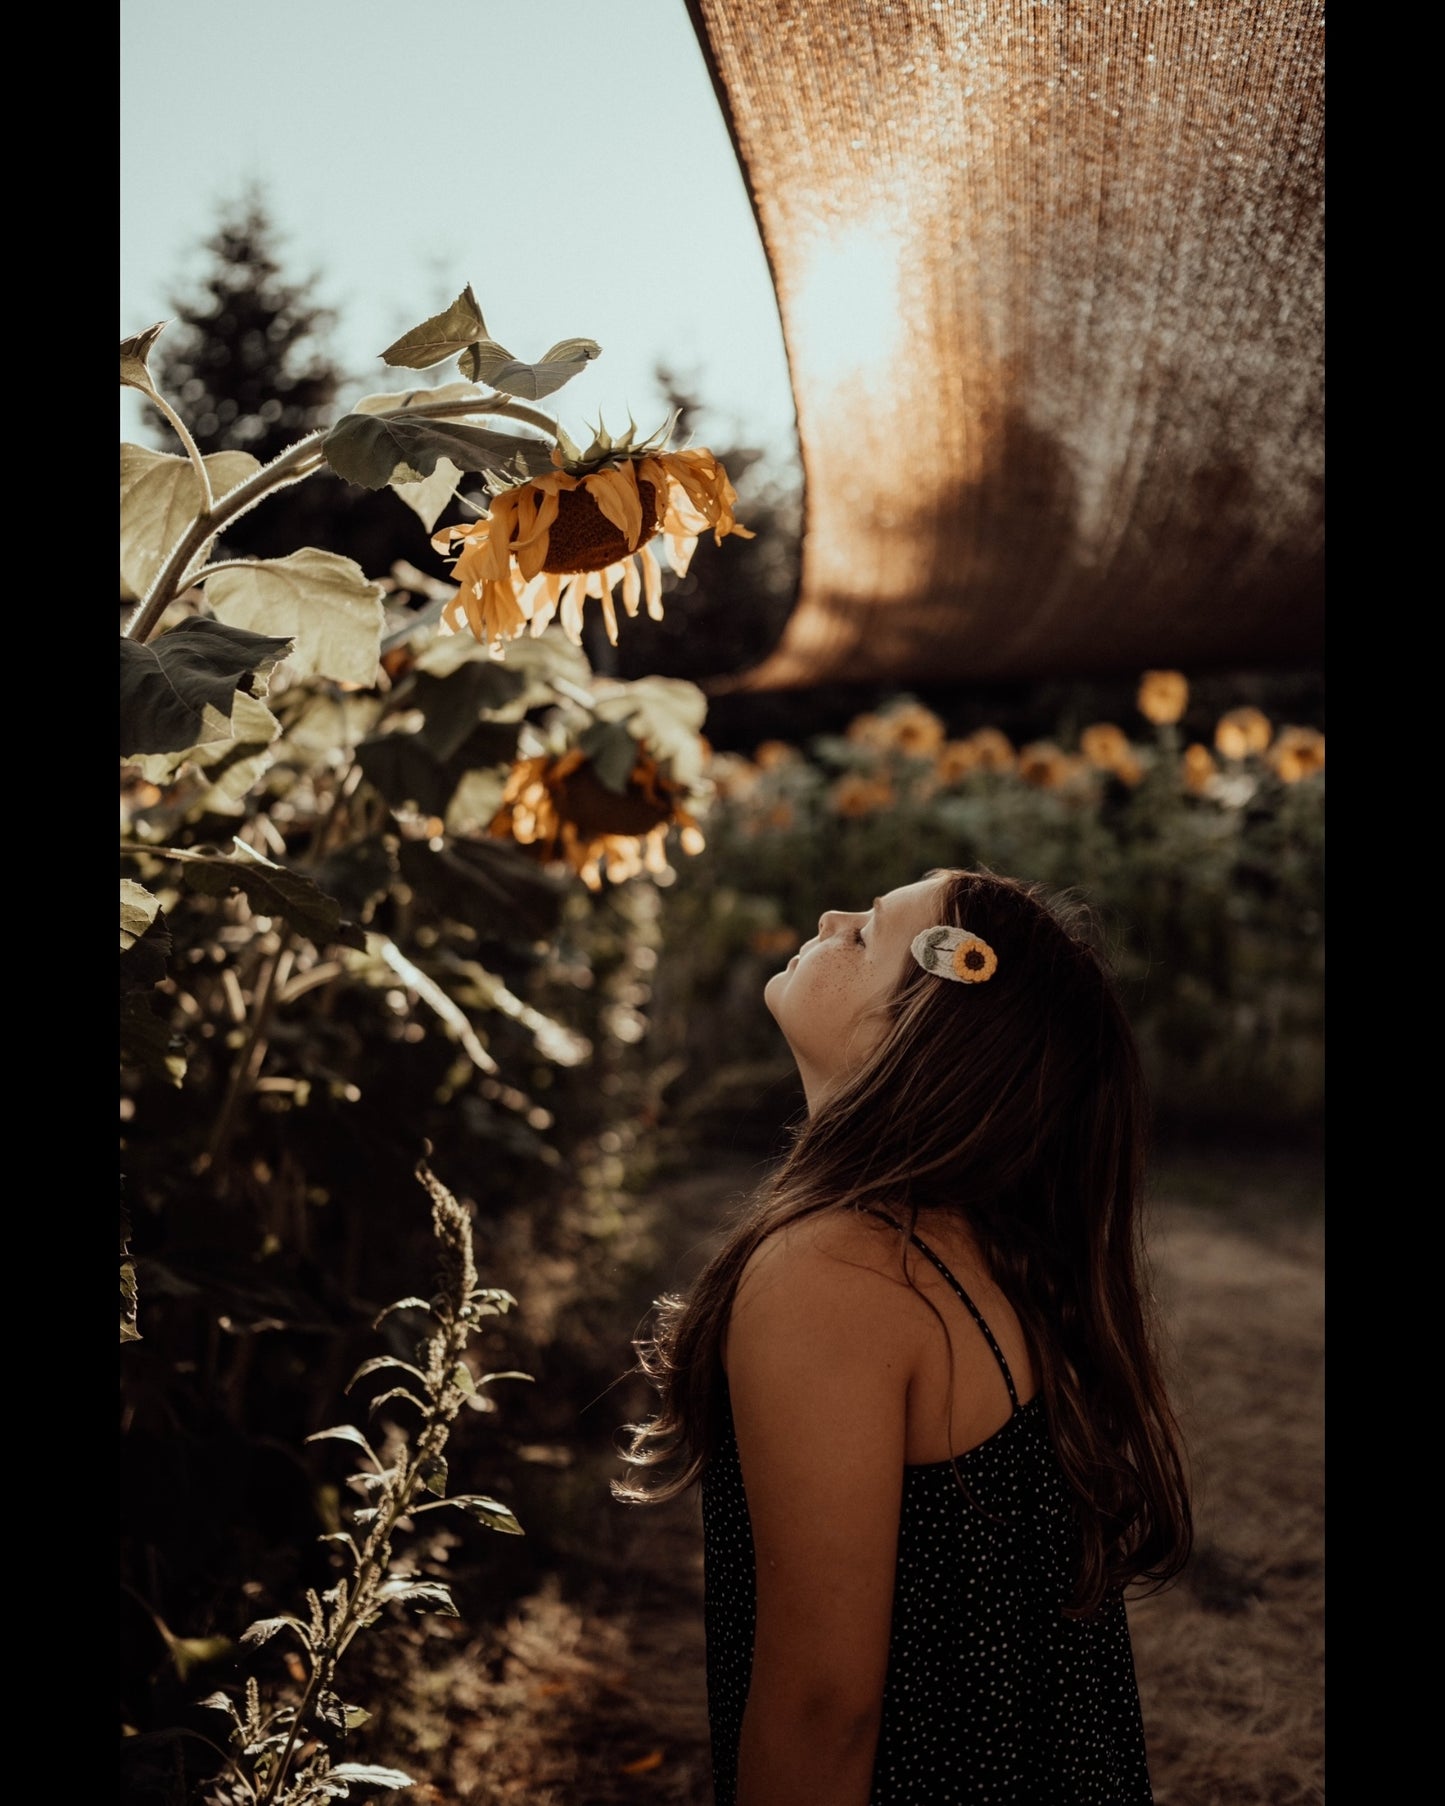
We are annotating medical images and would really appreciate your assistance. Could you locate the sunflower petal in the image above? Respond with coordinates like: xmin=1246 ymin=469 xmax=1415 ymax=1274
xmin=584 ymin=464 xmax=644 ymax=549
xmin=514 ymin=487 xmax=560 ymax=580
xmin=639 ymin=543 xmax=663 ymax=620
xmin=620 ymin=554 xmax=642 ymax=617
xmin=663 ymin=532 xmax=697 ymax=577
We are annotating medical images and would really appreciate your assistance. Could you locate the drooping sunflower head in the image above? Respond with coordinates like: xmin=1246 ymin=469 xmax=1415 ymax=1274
xmin=432 ymin=415 xmax=752 ymax=656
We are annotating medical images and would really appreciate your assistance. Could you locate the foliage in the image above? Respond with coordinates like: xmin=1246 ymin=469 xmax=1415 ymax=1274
xmin=120 ymin=280 xmax=745 ymax=1800
xmin=195 ymin=1162 xmax=523 ymax=1805
xmin=650 ymin=689 xmax=1325 ymax=1138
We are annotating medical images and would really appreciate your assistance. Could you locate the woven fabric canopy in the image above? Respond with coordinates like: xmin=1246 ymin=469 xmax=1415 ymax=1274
xmin=686 ymin=0 xmax=1324 ymax=689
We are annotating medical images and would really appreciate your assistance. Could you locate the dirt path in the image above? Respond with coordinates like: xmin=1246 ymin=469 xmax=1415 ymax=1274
xmin=387 ymin=1147 xmax=1323 ymax=1806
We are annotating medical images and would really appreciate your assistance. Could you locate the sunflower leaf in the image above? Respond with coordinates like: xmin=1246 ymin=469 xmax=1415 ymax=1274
xmin=323 ymin=411 xmax=555 ymax=490
xmin=459 ymin=336 xmax=602 ymax=399
xmin=120 ymin=444 xmax=263 ymax=598
xmin=121 ymin=879 xmax=162 ymax=953
xmin=577 ymin=720 xmax=640 ymax=795
xmin=379 ymin=285 xmax=489 ymax=370
xmin=119 ymin=617 xmax=293 ymax=758
xmin=120 ymin=322 xmax=167 ymax=397
xmin=168 ymin=842 xmax=368 ymax=952
xmin=206 ymin=550 xmax=386 ymax=688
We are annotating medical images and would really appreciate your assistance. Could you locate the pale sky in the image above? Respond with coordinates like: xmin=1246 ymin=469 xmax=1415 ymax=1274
xmin=120 ymin=0 xmax=799 ymax=470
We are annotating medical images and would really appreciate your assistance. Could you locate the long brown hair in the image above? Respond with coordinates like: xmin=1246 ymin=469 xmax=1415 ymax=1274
xmin=616 ymin=868 xmax=1192 ymax=1614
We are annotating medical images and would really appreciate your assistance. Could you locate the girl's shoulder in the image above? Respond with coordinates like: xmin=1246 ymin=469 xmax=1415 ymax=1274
xmin=728 ymin=1206 xmax=936 ymax=1356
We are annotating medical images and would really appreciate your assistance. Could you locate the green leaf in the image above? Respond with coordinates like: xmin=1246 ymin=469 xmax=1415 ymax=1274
xmin=418 ymin=1454 xmax=448 ymax=1496
xmin=119 ymin=443 xmax=261 ymax=598
xmin=119 ymin=616 xmax=293 ymax=758
xmin=120 ymin=879 xmax=161 ymax=951
xmin=322 ymin=411 xmax=555 ymax=490
xmin=394 ymin=836 xmax=567 ymax=941
xmin=120 ymin=322 xmax=167 ymax=396
xmin=239 ymin=1615 xmax=311 ymax=1649
xmin=173 ymin=841 xmax=367 ymax=952
xmin=354 ymin=732 xmax=456 ymax=817
xmin=120 ymin=911 xmax=171 ymax=995
xmin=346 ymin=1355 xmax=430 ymax=1393
xmin=119 ymin=990 xmax=186 ymax=1085
xmin=459 ymin=335 xmax=602 ymax=399
xmin=306 ymin=1424 xmax=383 ymax=1466
xmin=377 ymin=1579 xmax=458 ymax=1616
xmin=206 ymin=550 xmax=385 ymax=688
xmin=593 ymin=675 xmax=709 ymax=785
xmin=411 ymin=662 xmax=530 ymax=762
xmin=372 ymin=1296 xmax=432 ymax=1326
xmin=379 ymin=285 xmax=488 ymax=369
xmin=576 ymin=719 xmax=639 ymax=794
xmin=446 ymin=1494 xmax=525 ymax=1535
xmin=324 ymin=1767 xmax=416 ymax=1791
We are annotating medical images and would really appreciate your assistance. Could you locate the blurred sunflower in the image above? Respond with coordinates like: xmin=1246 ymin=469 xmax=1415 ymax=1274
xmin=1137 ymin=670 xmax=1190 ymax=726
xmin=1079 ymin=722 xmax=1144 ymax=787
xmin=961 ymin=727 xmax=1016 ymax=772
xmin=1214 ymin=706 xmax=1274 ymax=760
xmin=886 ymin=702 xmax=947 ymax=758
xmin=1017 ymin=741 xmax=1079 ymax=789
xmin=754 ymin=740 xmax=801 ymax=771
xmin=933 ymin=740 xmax=981 ymax=785
xmin=1180 ymin=742 xmax=1218 ymax=795
xmin=432 ymin=423 xmax=752 ymax=652
xmin=1268 ymin=726 xmax=1326 ymax=783
xmin=491 ymin=743 xmax=704 ymax=891
xmin=829 ymin=773 xmax=896 ymax=817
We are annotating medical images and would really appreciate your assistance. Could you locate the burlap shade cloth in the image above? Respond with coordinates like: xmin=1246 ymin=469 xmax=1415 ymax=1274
xmin=685 ymin=1 xmax=1324 ymax=688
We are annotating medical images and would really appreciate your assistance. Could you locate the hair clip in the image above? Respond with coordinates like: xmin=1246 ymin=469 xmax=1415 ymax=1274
xmin=910 ymin=925 xmax=998 ymax=984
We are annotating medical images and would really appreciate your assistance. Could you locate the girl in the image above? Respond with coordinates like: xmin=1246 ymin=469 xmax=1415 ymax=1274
xmin=619 ymin=867 xmax=1192 ymax=1805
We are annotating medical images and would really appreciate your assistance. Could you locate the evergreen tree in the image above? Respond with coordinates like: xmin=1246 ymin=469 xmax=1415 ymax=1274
xmin=143 ymin=186 xmax=433 ymax=576
xmin=147 ymin=184 xmax=341 ymax=467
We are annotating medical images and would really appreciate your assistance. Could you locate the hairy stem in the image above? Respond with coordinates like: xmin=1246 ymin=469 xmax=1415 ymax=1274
xmin=122 ymin=394 xmax=555 ymax=646
xmin=149 ymin=391 xmax=216 ymax=511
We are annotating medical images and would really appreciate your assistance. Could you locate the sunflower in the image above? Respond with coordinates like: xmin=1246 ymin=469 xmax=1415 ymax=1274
xmin=933 ymin=740 xmax=981 ymax=785
xmin=1017 ymin=741 xmax=1079 ymax=789
xmin=829 ymin=773 xmax=896 ymax=817
xmin=754 ymin=739 xmax=801 ymax=771
xmin=1180 ymin=742 xmax=1218 ymax=795
xmin=491 ymin=743 xmax=704 ymax=890
xmin=1214 ymin=706 xmax=1273 ymax=760
xmin=1137 ymin=670 xmax=1190 ymax=726
xmin=960 ymin=727 xmax=1016 ymax=772
xmin=432 ymin=428 xmax=752 ymax=653
xmin=1079 ymin=722 xmax=1143 ymax=787
xmin=1268 ymin=726 xmax=1326 ymax=783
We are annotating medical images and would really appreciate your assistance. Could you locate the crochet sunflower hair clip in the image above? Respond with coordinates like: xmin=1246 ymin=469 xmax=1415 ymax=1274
xmin=911 ymin=925 xmax=999 ymax=985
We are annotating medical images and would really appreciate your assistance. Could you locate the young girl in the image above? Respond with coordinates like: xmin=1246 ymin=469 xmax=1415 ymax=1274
xmin=619 ymin=867 xmax=1193 ymax=1805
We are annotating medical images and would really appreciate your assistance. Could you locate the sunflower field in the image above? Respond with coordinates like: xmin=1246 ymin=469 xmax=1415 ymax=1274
xmin=120 ymin=286 xmax=1322 ymax=1802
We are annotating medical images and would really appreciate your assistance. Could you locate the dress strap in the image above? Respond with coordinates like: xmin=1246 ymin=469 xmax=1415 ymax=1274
xmin=863 ymin=1209 xmax=1021 ymax=1411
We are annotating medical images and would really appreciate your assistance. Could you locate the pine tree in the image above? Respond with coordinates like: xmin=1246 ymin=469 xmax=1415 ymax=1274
xmin=147 ymin=184 xmax=341 ymax=467
xmin=143 ymin=185 xmax=435 ymax=576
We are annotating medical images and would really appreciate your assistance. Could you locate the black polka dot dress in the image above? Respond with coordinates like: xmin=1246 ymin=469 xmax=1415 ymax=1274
xmin=701 ymin=1231 xmax=1154 ymax=1804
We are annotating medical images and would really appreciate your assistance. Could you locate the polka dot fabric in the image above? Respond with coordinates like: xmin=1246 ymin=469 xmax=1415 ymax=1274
xmin=701 ymin=1233 xmax=1153 ymax=1804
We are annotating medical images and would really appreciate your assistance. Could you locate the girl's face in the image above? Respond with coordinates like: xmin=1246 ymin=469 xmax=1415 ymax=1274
xmin=764 ymin=875 xmax=947 ymax=1106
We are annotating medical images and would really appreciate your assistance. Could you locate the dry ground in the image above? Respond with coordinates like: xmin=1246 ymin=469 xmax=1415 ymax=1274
xmin=379 ymin=1145 xmax=1323 ymax=1806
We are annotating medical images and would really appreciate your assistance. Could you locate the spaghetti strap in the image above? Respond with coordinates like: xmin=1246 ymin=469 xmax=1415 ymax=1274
xmin=862 ymin=1208 xmax=1020 ymax=1411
